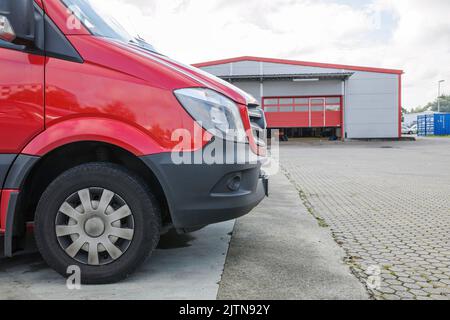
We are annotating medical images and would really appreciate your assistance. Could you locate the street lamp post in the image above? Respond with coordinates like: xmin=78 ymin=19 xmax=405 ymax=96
xmin=438 ymin=80 xmax=445 ymax=113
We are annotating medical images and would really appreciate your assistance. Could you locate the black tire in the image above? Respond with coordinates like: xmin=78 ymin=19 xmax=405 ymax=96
xmin=34 ymin=163 xmax=161 ymax=284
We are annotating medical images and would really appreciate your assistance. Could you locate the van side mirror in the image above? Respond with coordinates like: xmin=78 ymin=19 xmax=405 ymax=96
xmin=0 ymin=0 xmax=35 ymax=45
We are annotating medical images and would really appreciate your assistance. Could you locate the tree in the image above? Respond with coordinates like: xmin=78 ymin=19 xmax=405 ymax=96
xmin=410 ymin=105 xmax=430 ymax=114
xmin=412 ymin=95 xmax=450 ymax=113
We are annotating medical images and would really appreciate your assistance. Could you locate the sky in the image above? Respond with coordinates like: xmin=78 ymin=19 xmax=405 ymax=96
xmin=91 ymin=0 xmax=450 ymax=110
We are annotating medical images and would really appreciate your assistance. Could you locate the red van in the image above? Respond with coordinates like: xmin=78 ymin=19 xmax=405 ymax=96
xmin=0 ymin=0 xmax=267 ymax=283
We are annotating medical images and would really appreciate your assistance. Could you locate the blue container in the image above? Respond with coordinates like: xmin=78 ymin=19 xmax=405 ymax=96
xmin=418 ymin=113 xmax=450 ymax=136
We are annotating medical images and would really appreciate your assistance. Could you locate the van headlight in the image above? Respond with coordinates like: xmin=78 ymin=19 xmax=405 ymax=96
xmin=174 ymin=88 xmax=246 ymax=143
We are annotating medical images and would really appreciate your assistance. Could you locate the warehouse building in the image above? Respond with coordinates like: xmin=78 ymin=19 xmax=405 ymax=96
xmin=194 ymin=56 xmax=403 ymax=139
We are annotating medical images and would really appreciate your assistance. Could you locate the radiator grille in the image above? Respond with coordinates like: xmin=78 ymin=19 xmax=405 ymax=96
xmin=247 ymin=104 xmax=267 ymax=147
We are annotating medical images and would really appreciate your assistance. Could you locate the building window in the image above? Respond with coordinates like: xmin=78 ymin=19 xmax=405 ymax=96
xmin=294 ymin=98 xmax=309 ymax=105
xmin=310 ymin=99 xmax=325 ymax=106
xmin=264 ymin=106 xmax=278 ymax=113
xmin=279 ymin=98 xmax=294 ymax=105
xmin=326 ymin=97 xmax=341 ymax=104
xmin=326 ymin=105 xmax=341 ymax=111
xmin=311 ymin=106 xmax=324 ymax=112
xmin=295 ymin=106 xmax=309 ymax=112
xmin=264 ymin=99 xmax=278 ymax=105
xmin=280 ymin=106 xmax=294 ymax=112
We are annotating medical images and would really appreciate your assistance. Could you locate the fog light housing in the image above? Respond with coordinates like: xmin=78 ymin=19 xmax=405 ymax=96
xmin=227 ymin=175 xmax=242 ymax=191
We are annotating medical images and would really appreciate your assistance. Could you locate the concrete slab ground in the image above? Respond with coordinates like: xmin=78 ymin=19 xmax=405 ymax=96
xmin=217 ymin=172 xmax=369 ymax=300
xmin=0 ymin=221 xmax=234 ymax=300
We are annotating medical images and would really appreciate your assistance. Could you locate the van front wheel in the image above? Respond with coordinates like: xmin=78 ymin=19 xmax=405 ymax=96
xmin=34 ymin=163 xmax=161 ymax=284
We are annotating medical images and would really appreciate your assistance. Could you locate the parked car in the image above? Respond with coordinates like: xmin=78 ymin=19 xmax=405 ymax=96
xmin=0 ymin=0 xmax=268 ymax=283
xmin=409 ymin=124 xmax=418 ymax=135
xmin=402 ymin=124 xmax=416 ymax=135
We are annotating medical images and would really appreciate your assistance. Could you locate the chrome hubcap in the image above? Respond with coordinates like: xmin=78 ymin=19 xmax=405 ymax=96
xmin=55 ymin=188 xmax=135 ymax=266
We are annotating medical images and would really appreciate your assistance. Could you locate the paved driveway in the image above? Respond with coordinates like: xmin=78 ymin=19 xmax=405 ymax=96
xmin=0 ymin=170 xmax=368 ymax=300
xmin=2 ymin=137 xmax=449 ymax=300
xmin=281 ymin=137 xmax=450 ymax=300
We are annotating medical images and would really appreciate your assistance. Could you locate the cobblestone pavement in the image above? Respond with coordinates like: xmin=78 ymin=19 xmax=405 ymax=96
xmin=281 ymin=137 xmax=450 ymax=300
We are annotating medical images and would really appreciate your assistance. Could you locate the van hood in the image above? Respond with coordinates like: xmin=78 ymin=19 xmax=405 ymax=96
xmin=110 ymin=40 xmax=257 ymax=106
xmin=154 ymin=55 xmax=259 ymax=106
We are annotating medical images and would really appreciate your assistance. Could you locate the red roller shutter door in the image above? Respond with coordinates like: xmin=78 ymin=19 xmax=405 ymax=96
xmin=263 ymin=96 xmax=342 ymax=128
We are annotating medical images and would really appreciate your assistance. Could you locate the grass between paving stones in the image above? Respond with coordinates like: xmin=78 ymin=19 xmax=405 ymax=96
xmin=282 ymin=168 xmax=330 ymax=228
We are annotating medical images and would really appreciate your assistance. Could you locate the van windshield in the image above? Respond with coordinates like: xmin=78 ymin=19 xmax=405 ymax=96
xmin=61 ymin=0 xmax=157 ymax=53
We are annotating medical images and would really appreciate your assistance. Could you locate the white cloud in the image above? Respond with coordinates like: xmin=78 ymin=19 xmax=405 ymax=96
xmin=91 ymin=0 xmax=450 ymax=110
xmin=375 ymin=0 xmax=450 ymax=109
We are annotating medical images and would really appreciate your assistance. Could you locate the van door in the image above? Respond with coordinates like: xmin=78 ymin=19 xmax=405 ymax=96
xmin=0 ymin=7 xmax=45 ymax=188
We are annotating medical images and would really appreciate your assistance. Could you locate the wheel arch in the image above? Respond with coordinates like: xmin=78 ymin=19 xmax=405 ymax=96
xmin=21 ymin=117 xmax=166 ymax=157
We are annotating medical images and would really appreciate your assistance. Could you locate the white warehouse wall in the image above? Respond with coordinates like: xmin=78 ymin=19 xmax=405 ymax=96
xmin=344 ymin=71 xmax=399 ymax=139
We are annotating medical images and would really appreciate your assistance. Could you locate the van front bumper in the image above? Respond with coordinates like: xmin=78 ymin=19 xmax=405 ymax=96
xmin=139 ymin=142 xmax=267 ymax=231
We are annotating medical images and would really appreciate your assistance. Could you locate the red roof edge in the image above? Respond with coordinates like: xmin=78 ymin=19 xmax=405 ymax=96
xmin=192 ymin=56 xmax=404 ymax=75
